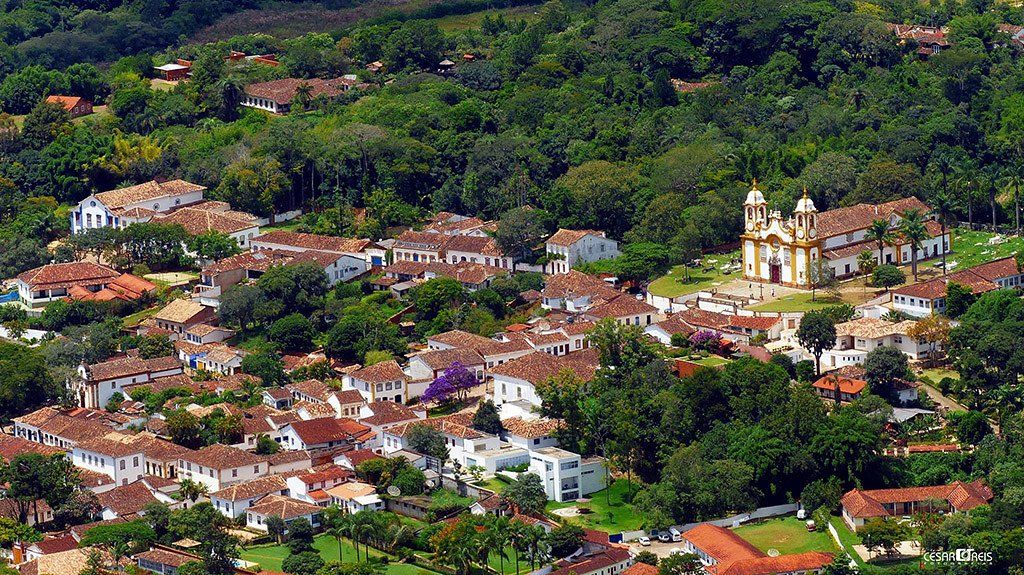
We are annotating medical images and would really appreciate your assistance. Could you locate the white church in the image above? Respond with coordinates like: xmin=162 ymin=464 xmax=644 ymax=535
xmin=740 ymin=181 xmax=950 ymax=288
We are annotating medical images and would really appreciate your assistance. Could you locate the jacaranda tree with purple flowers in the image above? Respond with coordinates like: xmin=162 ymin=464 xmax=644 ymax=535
xmin=689 ymin=330 xmax=721 ymax=353
xmin=422 ymin=361 xmax=481 ymax=404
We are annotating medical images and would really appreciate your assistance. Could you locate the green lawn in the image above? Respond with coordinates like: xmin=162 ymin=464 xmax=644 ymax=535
xmin=546 ymin=479 xmax=644 ymax=532
xmin=474 ymin=476 xmax=511 ymax=493
xmin=947 ymin=228 xmax=1024 ymax=270
xmin=487 ymin=545 xmax=533 ymax=575
xmin=121 ymin=306 xmax=160 ymax=328
xmin=689 ymin=355 xmax=731 ymax=367
xmin=242 ymin=534 xmax=434 ymax=575
xmin=748 ymin=292 xmax=845 ymax=312
xmin=648 ymin=251 xmax=742 ymax=298
xmin=431 ymin=5 xmax=541 ymax=31
xmin=829 ymin=517 xmax=865 ymax=568
xmin=918 ymin=367 xmax=959 ymax=384
xmin=733 ymin=517 xmax=837 ymax=555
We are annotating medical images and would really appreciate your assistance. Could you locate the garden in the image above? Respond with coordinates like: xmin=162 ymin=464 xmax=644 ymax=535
xmin=545 ymin=479 xmax=645 ymax=533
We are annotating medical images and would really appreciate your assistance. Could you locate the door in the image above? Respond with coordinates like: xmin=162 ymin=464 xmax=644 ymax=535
xmin=769 ymin=263 xmax=781 ymax=284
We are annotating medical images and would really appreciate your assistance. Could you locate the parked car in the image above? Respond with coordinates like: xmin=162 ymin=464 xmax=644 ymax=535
xmin=669 ymin=527 xmax=682 ymax=542
xmin=637 ymin=536 xmax=651 ymax=546
xmin=657 ymin=532 xmax=672 ymax=542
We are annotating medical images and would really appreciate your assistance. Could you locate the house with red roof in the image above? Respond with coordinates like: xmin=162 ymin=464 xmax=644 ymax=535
xmin=681 ymin=523 xmax=833 ymax=575
xmin=278 ymin=418 xmax=372 ymax=452
xmin=892 ymin=256 xmax=1023 ymax=317
xmin=812 ymin=374 xmax=866 ymax=403
xmin=544 ymin=229 xmax=620 ymax=274
xmin=841 ymin=480 xmax=992 ymax=531
xmin=44 ymin=95 xmax=93 ymax=118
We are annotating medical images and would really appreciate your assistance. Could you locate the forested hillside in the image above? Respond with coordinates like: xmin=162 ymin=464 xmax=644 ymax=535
xmin=4 ymin=0 xmax=1024 ymax=285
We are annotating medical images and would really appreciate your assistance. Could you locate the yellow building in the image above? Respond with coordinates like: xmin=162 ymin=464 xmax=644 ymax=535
xmin=741 ymin=182 xmax=950 ymax=288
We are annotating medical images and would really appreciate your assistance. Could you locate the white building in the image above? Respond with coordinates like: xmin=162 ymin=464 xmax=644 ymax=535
xmin=821 ymin=317 xmax=930 ymax=370
xmin=326 ymin=482 xmax=384 ymax=514
xmin=527 ymin=447 xmax=607 ymax=503
xmin=381 ymin=417 xmax=523 ymax=471
xmin=491 ymin=349 xmax=600 ymax=413
xmin=16 ymin=262 xmax=120 ymax=310
xmin=71 ymin=180 xmax=206 ymax=234
xmin=544 ymin=229 xmax=620 ymax=275
xmin=343 ymin=360 xmax=410 ymax=404
xmin=278 ymin=418 xmax=371 ymax=452
xmin=177 ymin=444 xmax=268 ymax=492
xmin=71 ymin=435 xmax=146 ymax=487
xmin=209 ymin=475 xmax=289 ymax=518
xmin=892 ymin=256 xmax=1021 ymax=317
xmin=76 ymin=355 xmax=183 ymax=410
xmin=245 ymin=495 xmax=323 ymax=532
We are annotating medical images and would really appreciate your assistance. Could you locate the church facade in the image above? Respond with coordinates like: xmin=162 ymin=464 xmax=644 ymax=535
xmin=741 ymin=182 xmax=950 ymax=288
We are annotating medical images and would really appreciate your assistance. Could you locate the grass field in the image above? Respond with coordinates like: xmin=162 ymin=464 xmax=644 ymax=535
xmin=748 ymin=292 xmax=846 ymax=312
xmin=242 ymin=534 xmax=435 ymax=575
xmin=689 ymin=355 xmax=731 ymax=367
xmin=918 ymin=367 xmax=960 ymax=384
xmin=648 ymin=251 xmax=742 ymax=298
xmin=947 ymin=228 xmax=1024 ymax=270
xmin=546 ymin=479 xmax=644 ymax=533
xmin=431 ymin=5 xmax=540 ymax=31
xmin=733 ymin=517 xmax=836 ymax=555
xmin=121 ymin=306 xmax=160 ymax=328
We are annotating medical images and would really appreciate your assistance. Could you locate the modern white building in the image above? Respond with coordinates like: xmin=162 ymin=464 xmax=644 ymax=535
xmin=544 ymin=229 xmax=620 ymax=275
xmin=326 ymin=482 xmax=385 ymax=514
xmin=527 ymin=447 xmax=607 ymax=503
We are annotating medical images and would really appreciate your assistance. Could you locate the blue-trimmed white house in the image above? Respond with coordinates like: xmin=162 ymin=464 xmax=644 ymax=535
xmin=71 ymin=179 xmax=206 ymax=234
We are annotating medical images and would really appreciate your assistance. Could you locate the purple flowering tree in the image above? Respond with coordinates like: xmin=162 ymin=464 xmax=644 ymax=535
xmin=689 ymin=329 xmax=721 ymax=353
xmin=422 ymin=361 xmax=481 ymax=404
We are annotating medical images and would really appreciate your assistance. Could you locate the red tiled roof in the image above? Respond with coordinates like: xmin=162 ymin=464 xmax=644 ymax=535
xmin=841 ymin=480 xmax=992 ymax=519
xmin=622 ymin=563 xmax=658 ymax=575
xmin=286 ymin=418 xmax=370 ymax=445
xmin=244 ymin=78 xmax=353 ymax=105
xmin=728 ymin=315 xmax=779 ymax=331
xmin=247 ymin=494 xmax=322 ymax=519
xmin=17 ymin=262 xmax=120 ymax=291
xmin=682 ymin=524 xmax=765 ymax=565
xmin=180 ymin=444 xmax=263 ymax=469
xmin=719 ymin=552 xmax=834 ymax=575
xmin=547 ymin=229 xmax=606 ymax=247
xmin=350 ymin=360 xmax=407 ymax=383
xmin=360 ymin=400 xmax=419 ymax=426
xmin=253 ymin=231 xmax=372 ymax=254
xmin=96 ymin=481 xmax=159 ymax=516
xmin=489 ymin=348 xmax=600 ymax=385
xmin=812 ymin=375 xmax=867 ymax=395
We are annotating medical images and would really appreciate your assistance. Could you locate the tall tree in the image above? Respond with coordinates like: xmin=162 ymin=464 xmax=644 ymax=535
xmin=797 ymin=311 xmax=837 ymax=376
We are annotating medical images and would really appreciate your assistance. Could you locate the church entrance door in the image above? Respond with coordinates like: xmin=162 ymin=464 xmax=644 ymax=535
xmin=769 ymin=263 xmax=781 ymax=284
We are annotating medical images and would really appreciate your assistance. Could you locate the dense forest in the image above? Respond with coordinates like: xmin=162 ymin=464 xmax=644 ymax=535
xmin=3 ymin=0 xmax=1024 ymax=573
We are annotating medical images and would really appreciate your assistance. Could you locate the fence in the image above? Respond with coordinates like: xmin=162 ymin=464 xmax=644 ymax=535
xmin=613 ymin=503 xmax=803 ymax=542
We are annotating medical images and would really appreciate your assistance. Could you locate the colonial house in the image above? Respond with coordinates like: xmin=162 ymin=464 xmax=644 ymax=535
xmin=811 ymin=374 xmax=866 ymax=403
xmin=242 ymin=76 xmax=360 ymax=114
xmin=382 ymin=416 xmax=518 ymax=470
xmin=444 ymin=235 xmax=513 ymax=269
xmin=13 ymin=407 xmax=125 ymax=450
xmin=681 ymin=523 xmax=833 ymax=575
xmin=822 ymin=317 xmax=930 ymax=369
xmin=44 ymin=95 xmax=93 ymax=118
xmin=344 ymin=360 xmax=410 ymax=404
xmin=76 ymin=355 xmax=182 ymax=410
xmin=841 ymin=480 xmax=993 ymax=531
xmin=209 ymin=475 xmax=289 ymax=518
xmin=262 ymin=388 xmax=293 ymax=410
xmin=544 ymin=229 xmax=620 ymax=275
xmin=490 ymin=349 xmax=600 ymax=414
xmin=742 ymin=183 xmax=948 ymax=287
xmin=285 ymin=466 xmax=353 ymax=505
xmin=183 ymin=324 xmax=235 ymax=345
xmin=71 ymin=179 xmax=206 ymax=234
xmin=96 ymin=480 xmax=174 ymax=519
xmin=246 ymin=495 xmax=323 ymax=531
xmin=405 ymin=348 xmax=486 ymax=383
xmin=392 ymin=230 xmax=448 ymax=263
xmin=71 ymin=434 xmax=147 ymax=487
xmin=154 ymin=59 xmax=192 ymax=80
xmin=176 ymin=444 xmax=268 ymax=492
xmin=582 ymin=295 xmax=661 ymax=327
xmin=16 ymin=262 xmax=120 ymax=310
xmin=893 ymin=256 xmax=1024 ymax=317
xmin=154 ymin=201 xmax=260 ymax=248
xmin=251 ymin=230 xmax=380 ymax=268
xmin=278 ymin=418 xmax=372 ymax=452
xmin=427 ymin=330 xmax=534 ymax=369
xmin=540 ymin=271 xmax=623 ymax=313
xmin=151 ymin=299 xmax=217 ymax=338
xmin=356 ymin=401 xmax=425 ymax=449
xmin=65 ymin=273 xmax=158 ymax=305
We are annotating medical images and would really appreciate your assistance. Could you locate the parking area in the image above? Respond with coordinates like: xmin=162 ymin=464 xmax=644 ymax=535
xmin=627 ymin=536 xmax=687 ymax=558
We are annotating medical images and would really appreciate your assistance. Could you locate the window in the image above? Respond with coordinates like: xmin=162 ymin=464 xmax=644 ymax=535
xmin=254 ymin=465 xmax=260 ymax=473
xmin=232 ymin=469 xmax=238 ymax=477
xmin=133 ymin=456 xmax=139 ymax=466
xmin=119 ymin=460 xmax=126 ymax=470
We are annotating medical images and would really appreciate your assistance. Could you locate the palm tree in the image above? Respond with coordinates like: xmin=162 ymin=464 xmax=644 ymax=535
xmin=1002 ymin=166 xmax=1024 ymax=234
xmin=322 ymin=506 xmax=349 ymax=563
xmin=929 ymin=192 xmax=955 ymax=274
xmin=488 ymin=516 xmax=511 ymax=575
xmin=900 ymin=209 xmax=929 ymax=282
xmin=179 ymin=479 xmax=207 ymax=503
xmin=508 ymin=521 xmax=526 ymax=575
xmin=866 ymin=219 xmax=896 ymax=266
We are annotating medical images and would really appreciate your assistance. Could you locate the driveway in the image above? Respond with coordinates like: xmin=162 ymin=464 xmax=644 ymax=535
xmin=627 ymin=538 xmax=686 ymax=559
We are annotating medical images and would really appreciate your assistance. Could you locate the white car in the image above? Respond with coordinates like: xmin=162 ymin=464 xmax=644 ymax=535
xmin=637 ymin=537 xmax=651 ymax=546
xmin=657 ymin=532 xmax=671 ymax=542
